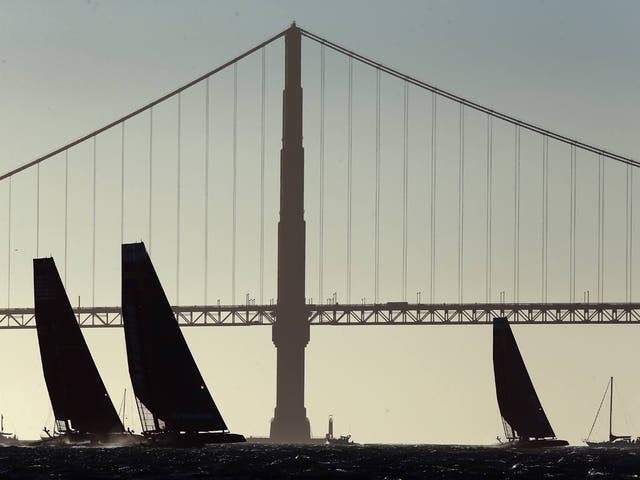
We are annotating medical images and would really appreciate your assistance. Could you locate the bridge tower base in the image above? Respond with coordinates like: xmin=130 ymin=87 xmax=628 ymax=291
xmin=269 ymin=23 xmax=311 ymax=443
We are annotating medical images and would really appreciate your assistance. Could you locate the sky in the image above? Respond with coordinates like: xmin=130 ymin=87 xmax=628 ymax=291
xmin=0 ymin=0 xmax=639 ymax=443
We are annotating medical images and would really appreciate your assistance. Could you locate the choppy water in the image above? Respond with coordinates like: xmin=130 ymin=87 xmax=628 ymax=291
xmin=0 ymin=444 xmax=638 ymax=479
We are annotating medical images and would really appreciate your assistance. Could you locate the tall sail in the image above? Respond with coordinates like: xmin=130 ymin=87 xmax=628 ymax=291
xmin=493 ymin=317 xmax=555 ymax=439
xmin=121 ymin=242 xmax=227 ymax=433
xmin=33 ymin=258 xmax=123 ymax=434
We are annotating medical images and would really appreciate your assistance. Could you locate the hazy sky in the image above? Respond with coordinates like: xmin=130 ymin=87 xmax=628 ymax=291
xmin=0 ymin=0 xmax=639 ymax=443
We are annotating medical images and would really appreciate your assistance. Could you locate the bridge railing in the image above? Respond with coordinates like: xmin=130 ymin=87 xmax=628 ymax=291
xmin=1 ymin=303 xmax=639 ymax=329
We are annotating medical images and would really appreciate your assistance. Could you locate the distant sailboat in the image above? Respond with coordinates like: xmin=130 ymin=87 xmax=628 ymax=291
xmin=585 ymin=377 xmax=636 ymax=447
xmin=33 ymin=258 xmax=142 ymax=446
xmin=493 ymin=317 xmax=567 ymax=447
xmin=121 ymin=242 xmax=245 ymax=447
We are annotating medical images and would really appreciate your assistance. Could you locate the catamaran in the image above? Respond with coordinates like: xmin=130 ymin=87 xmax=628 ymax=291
xmin=493 ymin=317 xmax=568 ymax=447
xmin=121 ymin=242 xmax=245 ymax=447
xmin=33 ymin=258 xmax=143 ymax=446
xmin=585 ymin=377 xmax=636 ymax=447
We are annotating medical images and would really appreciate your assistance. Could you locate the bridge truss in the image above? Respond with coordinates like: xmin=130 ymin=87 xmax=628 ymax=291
xmin=1 ymin=302 xmax=639 ymax=329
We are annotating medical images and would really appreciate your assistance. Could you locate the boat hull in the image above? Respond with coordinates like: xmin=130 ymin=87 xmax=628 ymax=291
xmin=586 ymin=440 xmax=640 ymax=449
xmin=144 ymin=431 xmax=246 ymax=447
xmin=35 ymin=432 xmax=146 ymax=447
xmin=501 ymin=439 xmax=569 ymax=448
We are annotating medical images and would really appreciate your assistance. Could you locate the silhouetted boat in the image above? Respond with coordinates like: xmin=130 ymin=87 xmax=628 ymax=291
xmin=33 ymin=258 xmax=143 ymax=446
xmin=493 ymin=317 xmax=568 ymax=448
xmin=121 ymin=242 xmax=245 ymax=447
xmin=325 ymin=415 xmax=355 ymax=445
xmin=0 ymin=414 xmax=20 ymax=446
xmin=585 ymin=377 xmax=637 ymax=447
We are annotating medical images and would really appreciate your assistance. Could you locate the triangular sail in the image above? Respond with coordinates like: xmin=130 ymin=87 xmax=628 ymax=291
xmin=33 ymin=258 xmax=124 ymax=434
xmin=121 ymin=242 xmax=227 ymax=432
xmin=493 ymin=317 xmax=555 ymax=439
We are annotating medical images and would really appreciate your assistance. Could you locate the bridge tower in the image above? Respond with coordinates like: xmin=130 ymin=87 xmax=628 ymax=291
xmin=269 ymin=23 xmax=311 ymax=442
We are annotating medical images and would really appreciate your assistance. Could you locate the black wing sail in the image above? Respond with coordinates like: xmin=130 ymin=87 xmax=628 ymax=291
xmin=492 ymin=317 xmax=555 ymax=439
xmin=33 ymin=258 xmax=124 ymax=434
xmin=121 ymin=242 xmax=227 ymax=432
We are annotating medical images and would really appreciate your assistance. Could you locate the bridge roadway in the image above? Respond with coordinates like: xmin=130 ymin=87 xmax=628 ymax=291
xmin=0 ymin=302 xmax=639 ymax=329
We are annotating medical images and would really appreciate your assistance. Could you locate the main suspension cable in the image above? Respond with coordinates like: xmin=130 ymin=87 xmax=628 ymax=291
xmin=0 ymin=27 xmax=289 ymax=182
xmin=299 ymin=27 xmax=639 ymax=169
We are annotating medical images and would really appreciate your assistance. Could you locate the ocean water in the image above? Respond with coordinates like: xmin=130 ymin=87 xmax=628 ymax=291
xmin=0 ymin=444 xmax=637 ymax=479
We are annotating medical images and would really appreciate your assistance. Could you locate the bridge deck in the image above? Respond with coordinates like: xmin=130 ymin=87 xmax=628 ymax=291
xmin=0 ymin=303 xmax=639 ymax=328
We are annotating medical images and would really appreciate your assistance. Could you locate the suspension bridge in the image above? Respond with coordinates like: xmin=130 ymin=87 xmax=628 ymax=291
xmin=1 ymin=23 xmax=638 ymax=441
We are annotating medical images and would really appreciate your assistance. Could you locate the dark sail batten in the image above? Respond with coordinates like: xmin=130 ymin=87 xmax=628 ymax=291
xmin=493 ymin=317 xmax=556 ymax=439
xmin=33 ymin=258 xmax=124 ymax=435
xmin=122 ymin=242 xmax=227 ymax=433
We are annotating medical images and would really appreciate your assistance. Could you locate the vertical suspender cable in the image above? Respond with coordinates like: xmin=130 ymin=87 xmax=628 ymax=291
xmin=598 ymin=154 xmax=605 ymax=302
xmin=121 ymin=122 xmax=125 ymax=245
xmin=597 ymin=154 xmax=602 ymax=302
xmin=374 ymin=70 xmax=380 ymax=303
xmin=486 ymin=116 xmax=493 ymax=303
xmin=36 ymin=164 xmax=40 ymax=257
xmin=542 ymin=136 xmax=548 ymax=303
xmin=626 ymin=162 xmax=632 ymax=302
xmin=402 ymin=82 xmax=408 ymax=302
xmin=319 ymin=45 xmax=325 ymax=303
xmin=176 ymin=93 xmax=182 ymax=305
xmin=514 ymin=126 xmax=520 ymax=303
xmin=459 ymin=104 xmax=465 ymax=303
xmin=545 ymin=138 xmax=549 ymax=302
xmin=232 ymin=64 xmax=238 ymax=304
xmin=570 ymin=145 xmax=576 ymax=302
xmin=149 ymin=108 xmax=153 ymax=253
xmin=64 ymin=150 xmax=69 ymax=287
xmin=347 ymin=57 xmax=353 ymax=303
xmin=259 ymin=49 xmax=266 ymax=304
xmin=6 ymin=177 xmax=10 ymax=308
xmin=430 ymin=93 xmax=437 ymax=302
xmin=205 ymin=78 xmax=210 ymax=305
xmin=92 ymin=137 xmax=97 ymax=307
xmin=627 ymin=165 xmax=633 ymax=302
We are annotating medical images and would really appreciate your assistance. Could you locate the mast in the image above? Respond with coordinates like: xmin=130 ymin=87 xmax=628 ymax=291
xmin=609 ymin=376 xmax=614 ymax=442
